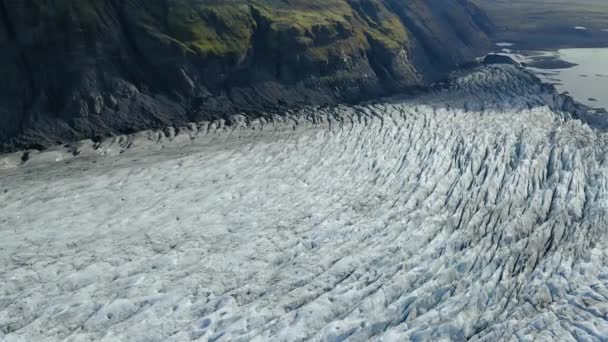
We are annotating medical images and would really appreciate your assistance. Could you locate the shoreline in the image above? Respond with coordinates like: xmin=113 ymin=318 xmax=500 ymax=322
xmin=490 ymin=46 xmax=608 ymax=112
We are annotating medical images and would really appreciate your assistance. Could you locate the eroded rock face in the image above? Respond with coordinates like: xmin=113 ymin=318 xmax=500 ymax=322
xmin=1 ymin=66 xmax=607 ymax=341
xmin=0 ymin=0 xmax=493 ymax=152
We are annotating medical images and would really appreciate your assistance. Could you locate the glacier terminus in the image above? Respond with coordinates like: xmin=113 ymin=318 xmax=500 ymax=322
xmin=1 ymin=65 xmax=608 ymax=341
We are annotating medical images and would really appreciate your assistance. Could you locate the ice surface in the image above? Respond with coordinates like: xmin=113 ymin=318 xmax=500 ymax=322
xmin=1 ymin=66 xmax=608 ymax=341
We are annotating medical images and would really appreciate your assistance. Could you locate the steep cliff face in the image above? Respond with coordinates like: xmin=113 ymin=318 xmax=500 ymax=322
xmin=0 ymin=0 xmax=493 ymax=151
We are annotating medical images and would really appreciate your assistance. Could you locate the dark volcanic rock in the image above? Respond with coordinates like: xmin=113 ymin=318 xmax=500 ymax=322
xmin=525 ymin=57 xmax=578 ymax=70
xmin=482 ymin=54 xmax=521 ymax=66
xmin=0 ymin=0 xmax=493 ymax=152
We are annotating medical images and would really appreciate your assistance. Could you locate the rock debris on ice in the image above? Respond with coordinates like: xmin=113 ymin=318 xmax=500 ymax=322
xmin=1 ymin=65 xmax=608 ymax=341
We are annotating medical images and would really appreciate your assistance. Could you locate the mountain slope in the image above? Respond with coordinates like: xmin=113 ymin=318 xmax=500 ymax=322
xmin=0 ymin=0 xmax=493 ymax=151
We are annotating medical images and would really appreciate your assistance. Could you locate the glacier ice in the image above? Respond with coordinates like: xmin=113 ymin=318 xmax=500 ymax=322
xmin=1 ymin=65 xmax=608 ymax=341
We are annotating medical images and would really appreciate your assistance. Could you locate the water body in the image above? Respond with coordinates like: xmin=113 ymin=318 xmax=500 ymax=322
xmin=536 ymin=48 xmax=608 ymax=110
xmin=502 ymin=48 xmax=608 ymax=110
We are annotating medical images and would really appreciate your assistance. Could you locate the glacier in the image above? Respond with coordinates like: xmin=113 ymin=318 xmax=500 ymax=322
xmin=1 ymin=65 xmax=608 ymax=341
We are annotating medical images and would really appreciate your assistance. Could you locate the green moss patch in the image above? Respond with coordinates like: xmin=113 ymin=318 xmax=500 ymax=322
xmin=25 ymin=0 xmax=411 ymax=60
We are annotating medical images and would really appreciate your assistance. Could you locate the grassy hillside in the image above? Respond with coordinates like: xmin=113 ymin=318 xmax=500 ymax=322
xmin=147 ymin=0 xmax=410 ymax=62
xmin=28 ymin=0 xmax=409 ymax=60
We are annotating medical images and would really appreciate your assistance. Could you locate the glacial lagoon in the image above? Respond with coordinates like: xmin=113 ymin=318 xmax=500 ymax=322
xmin=501 ymin=47 xmax=608 ymax=110
xmin=536 ymin=48 xmax=608 ymax=110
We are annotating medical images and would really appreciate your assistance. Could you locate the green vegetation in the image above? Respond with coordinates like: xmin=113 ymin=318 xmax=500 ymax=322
xmin=166 ymin=1 xmax=255 ymax=56
xmin=159 ymin=0 xmax=410 ymax=60
xmin=253 ymin=0 xmax=409 ymax=61
xmin=22 ymin=0 xmax=411 ymax=60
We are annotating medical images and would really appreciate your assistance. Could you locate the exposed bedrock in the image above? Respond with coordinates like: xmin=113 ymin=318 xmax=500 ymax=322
xmin=1 ymin=66 xmax=608 ymax=341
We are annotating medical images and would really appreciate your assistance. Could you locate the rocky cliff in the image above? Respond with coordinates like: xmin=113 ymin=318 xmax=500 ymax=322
xmin=0 ymin=0 xmax=493 ymax=151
